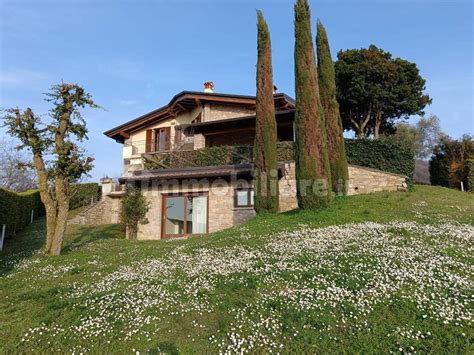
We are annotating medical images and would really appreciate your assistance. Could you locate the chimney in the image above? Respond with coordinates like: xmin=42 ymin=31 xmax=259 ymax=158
xmin=203 ymin=81 xmax=214 ymax=93
xmin=273 ymin=85 xmax=278 ymax=94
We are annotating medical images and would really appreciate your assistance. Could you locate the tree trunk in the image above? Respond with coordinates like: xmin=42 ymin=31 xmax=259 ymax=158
xmin=31 ymin=153 xmax=68 ymax=256
xmin=357 ymin=129 xmax=366 ymax=139
xmin=127 ymin=226 xmax=137 ymax=240
xmin=45 ymin=205 xmax=57 ymax=252
xmin=373 ymin=108 xmax=382 ymax=140
xmin=350 ymin=106 xmax=372 ymax=139
xmin=48 ymin=203 xmax=69 ymax=255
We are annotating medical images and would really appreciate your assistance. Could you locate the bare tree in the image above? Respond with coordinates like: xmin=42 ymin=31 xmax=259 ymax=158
xmin=0 ymin=138 xmax=37 ymax=191
xmin=382 ymin=115 xmax=443 ymax=159
xmin=2 ymin=83 xmax=98 ymax=255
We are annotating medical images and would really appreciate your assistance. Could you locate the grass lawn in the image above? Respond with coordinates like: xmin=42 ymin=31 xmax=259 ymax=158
xmin=0 ymin=185 xmax=473 ymax=353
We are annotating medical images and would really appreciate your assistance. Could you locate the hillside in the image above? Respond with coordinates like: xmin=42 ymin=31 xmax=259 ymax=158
xmin=0 ymin=185 xmax=472 ymax=353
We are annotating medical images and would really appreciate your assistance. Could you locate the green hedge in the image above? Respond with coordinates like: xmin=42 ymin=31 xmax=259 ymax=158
xmin=0 ymin=188 xmax=46 ymax=237
xmin=345 ymin=139 xmax=415 ymax=185
xmin=144 ymin=140 xmax=414 ymax=184
xmin=467 ymin=159 xmax=474 ymax=192
xmin=69 ymin=183 xmax=101 ymax=210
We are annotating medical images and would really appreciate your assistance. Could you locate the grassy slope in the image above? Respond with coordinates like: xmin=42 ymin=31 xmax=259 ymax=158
xmin=0 ymin=185 xmax=472 ymax=353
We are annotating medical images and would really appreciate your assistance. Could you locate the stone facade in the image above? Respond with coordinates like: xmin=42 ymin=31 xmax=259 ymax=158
xmin=136 ymin=178 xmax=252 ymax=240
xmin=193 ymin=133 xmax=205 ymax=150
xmin=206 ymin=103 xmax=255 ymax=122
xmin=279 ymin=162 xmax=298 ymax=212
xmin=71 ymin=163 xmax=406 ymax=238
xmin=136 ymin=162 xmax=297 ymax=239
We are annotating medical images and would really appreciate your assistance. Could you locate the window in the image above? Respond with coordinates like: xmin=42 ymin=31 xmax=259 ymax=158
xmin=154 ymin=127 xmax=170 ymax=151
xmin=145 ymin=127 xmax=170 ymax=153
xmin=162 ymin=192 xmax=208 ymax=238
xmin=234 ymin=188 xmax=254 ymax=207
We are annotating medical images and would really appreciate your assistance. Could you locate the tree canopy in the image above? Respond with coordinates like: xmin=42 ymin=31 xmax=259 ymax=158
xmin=429 ymin=134 xmax=473 ymax=189
xmin=335 ymin=45 xmax=431 ymax=139
xmin=316 ymin=20 xmax=349 ymax=195
xmin=293 ymin=0 xmax=332 ymax=209
xmin=253 ymin=10 xmax=279 ymax=213
xmin=381 ymin=115 xmax=442 ymax=159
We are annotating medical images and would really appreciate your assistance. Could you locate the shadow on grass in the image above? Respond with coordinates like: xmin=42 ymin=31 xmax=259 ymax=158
xmin=0 ymin=217 xmax=46 ymax=276
xmin=62 ymin=224 xmax=124 ymax=254
xmin=0 ymin=218 xmax=124 ymax=275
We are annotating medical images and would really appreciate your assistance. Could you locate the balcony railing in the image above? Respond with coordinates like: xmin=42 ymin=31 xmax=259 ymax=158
xmin=123 ymin=137 xmax=194 ymax=159
xmin=143 ymin=142 xmax=295 ymax=170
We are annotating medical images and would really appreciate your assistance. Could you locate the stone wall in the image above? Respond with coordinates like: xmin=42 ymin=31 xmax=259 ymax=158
xmin=348 ymin=165 xmax=407 ymax=195
xmin=68 ymin=193 xmax=122 ymax=225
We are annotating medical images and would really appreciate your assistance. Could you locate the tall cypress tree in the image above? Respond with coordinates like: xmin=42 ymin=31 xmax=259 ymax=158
xmin=294 ymin=0 xmax=332 ymax=209
xmin=253 ymin=10 xmax=279 ymax=213
xmin=316 ymin=20 xmax=349 ymax=195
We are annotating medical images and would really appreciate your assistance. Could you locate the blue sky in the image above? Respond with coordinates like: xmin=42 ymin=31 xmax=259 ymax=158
xmin=1 ymin=0 xmax=472 ymax=181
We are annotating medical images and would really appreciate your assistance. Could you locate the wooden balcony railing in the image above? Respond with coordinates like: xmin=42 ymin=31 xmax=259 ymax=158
xmin=143 ymin=142 xmax=295 ymax=170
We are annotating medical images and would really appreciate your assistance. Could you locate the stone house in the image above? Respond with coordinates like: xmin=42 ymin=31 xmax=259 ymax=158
xmin=97 ymin=82 xmax=406 ymax=240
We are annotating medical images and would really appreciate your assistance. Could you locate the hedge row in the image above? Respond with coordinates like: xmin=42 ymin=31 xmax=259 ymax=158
xmin=145 ymin=139 xmax=414 ymax=184
xmin=0 ymin=182 xmax=101 ymax=238
xmin=69 ymin=183 xmax=101 ymax=210
xmin=345 ymin=139 xmax=415 ymax=185
xmin=0 ymin=188 xmax=46 ymax=237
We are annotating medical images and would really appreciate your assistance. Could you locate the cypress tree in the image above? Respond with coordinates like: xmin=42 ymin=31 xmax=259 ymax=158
xmin=294 ymin=0 xmax=332 ymax=209
xmin=316 ymin=20 xmax=349 ymax=195
xmin=254 ymin=10 xmax=279 ymax=213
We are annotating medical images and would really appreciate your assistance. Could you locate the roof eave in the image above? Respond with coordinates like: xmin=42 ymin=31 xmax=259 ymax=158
xmin=104 ymin=91 xmax=295 ymax=142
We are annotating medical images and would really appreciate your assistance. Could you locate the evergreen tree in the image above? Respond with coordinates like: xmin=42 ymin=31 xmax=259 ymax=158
xmin=254 ymin=10 xmax=279 ymax=212
xmin=294 ymin=0 xmax=332 ymax=209
xmin=316 ymin=20 xmax=349 ymax=195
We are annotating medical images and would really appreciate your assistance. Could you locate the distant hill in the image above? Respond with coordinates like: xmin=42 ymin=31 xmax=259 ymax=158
xmin=414 ymin=160 xmax=431 ymax=184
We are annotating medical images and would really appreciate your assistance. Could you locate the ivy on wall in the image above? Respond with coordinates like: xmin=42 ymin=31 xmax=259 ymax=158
xmin=345 ymin=139 xmax=415 ymax=185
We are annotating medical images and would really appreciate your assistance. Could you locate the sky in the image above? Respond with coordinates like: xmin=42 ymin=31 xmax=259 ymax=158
xmin=1 ymin=0 xmax=473 ymax=182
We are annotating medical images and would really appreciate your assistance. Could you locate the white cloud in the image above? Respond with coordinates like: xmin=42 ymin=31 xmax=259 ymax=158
xmin=0 ymin=68 xmax=50 ymax=87
xmin=119 ymin=99 xmax=139 ymax=106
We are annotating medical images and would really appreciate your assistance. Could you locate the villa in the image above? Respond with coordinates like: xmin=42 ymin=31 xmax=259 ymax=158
xmin=81 ymin=82 xmax=407 ymax=240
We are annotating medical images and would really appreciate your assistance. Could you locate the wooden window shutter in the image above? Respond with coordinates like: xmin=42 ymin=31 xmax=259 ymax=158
xmin=165 ymin=127 xmax=171 ymax=150
xmin=145 ymin=129 xmax=152 ymax=153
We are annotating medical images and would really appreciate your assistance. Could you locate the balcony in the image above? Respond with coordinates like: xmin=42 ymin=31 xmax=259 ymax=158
xmin=143 ymin=142 xmax=294 ymax=170
xmin=123 ymin=136 xmax=195 ymax=160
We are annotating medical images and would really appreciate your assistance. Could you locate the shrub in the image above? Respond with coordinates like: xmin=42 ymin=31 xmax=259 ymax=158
xmin=69 ymin=183 xmax=101 ymax=210
xmin=345 ymin=139 xmax=415 ymax=185
xmin=429 ymin=135 xmax=473 ymax=190
xmin=0 ymin=188 xmax=45 ymax=237
xmin=119 ymin=187 xmax=150 ymax=240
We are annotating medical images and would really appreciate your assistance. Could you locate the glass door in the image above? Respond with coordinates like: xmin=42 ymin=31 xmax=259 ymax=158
xmin=162 ymin=192 xmax=208 ymax=238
